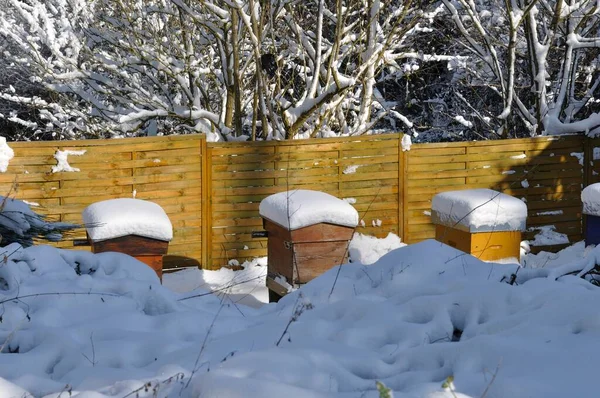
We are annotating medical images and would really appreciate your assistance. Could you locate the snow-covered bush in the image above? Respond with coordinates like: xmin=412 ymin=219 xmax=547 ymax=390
xmin=440 ymin=0 xmax=600 ymax=138
xmin=0 ymin=0 xmax=599 ymax=141
xmin=0 ymin=196 xmax=75 ymax=247
xmin=0 ymin=0 xmax=439 ymax=140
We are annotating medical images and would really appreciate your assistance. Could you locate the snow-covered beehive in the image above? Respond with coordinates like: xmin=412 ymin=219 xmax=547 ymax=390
xmin=258 ymin=190 xmax=358 ymax=302
xmin=82 ymin=198 xmax=173 ymax=281
xmin=581 ymin=183 xmax=600 ymax=246
xmin=431 ymin=189 xmax=527 ymax=261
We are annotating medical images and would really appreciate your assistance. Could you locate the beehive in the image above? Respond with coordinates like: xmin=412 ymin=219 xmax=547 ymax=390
xmin=258 ymin=190 xmax=358 ymax=302
xmin=83 ymin=198 xmax=173 ymax=281
xmin=431 ymin=189 xmax=527 ymax=261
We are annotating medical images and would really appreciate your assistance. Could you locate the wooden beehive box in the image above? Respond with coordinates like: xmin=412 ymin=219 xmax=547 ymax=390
xmin=263 ymin=218 xmax=354 ymax=285
xmin=83 ymin=198 xmax=173 ymax=282
xmin=89 ymin=234 xmax=169 ymax=280
xmin=431 ymin=189 xmax=527 ymax=261
xmin=258 ymin=190 xmax=359 ymax=302
xmin=434 ymin=225 xmax=521 ymax=261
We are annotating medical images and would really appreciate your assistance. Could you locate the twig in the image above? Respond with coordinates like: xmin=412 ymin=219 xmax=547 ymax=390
xmin=480 ymin=361 xmax=501 ymax=398
xmin=183 ymin=305 xmax=224 ymax=391
xmin=275 ymin=293 xmax=312 ymax=346
xmin=81 ymin=332 xmax=96 ymax=366
xmin=0 ymin=291 xmax=123 ymax=306
xmin=0 ymin=316 xmax=27 ymax=354
xmin=177 ymin=275 xmax=265 ymax=301
xmin=122 ymin=373 xmax=185 ymax=398
xmin=328 ymin=187 xmax=382 ymax=299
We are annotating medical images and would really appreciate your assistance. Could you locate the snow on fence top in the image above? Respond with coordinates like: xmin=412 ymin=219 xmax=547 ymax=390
xmin=83 ymin=198 xmax=173 ymax=242
xmin=582 ymin=183 xmax=600 ymax=216
xmin=0 ymin=137 xmax=14 ymax=172
xmin=259 ymin=189 xmax=359 ymax=230
xmin=431 ymin=189 xmax=527 ymax=232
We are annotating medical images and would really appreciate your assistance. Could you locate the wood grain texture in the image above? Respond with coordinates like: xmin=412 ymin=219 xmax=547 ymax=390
xmin=6 ymin=134 xmax=203 ymax=267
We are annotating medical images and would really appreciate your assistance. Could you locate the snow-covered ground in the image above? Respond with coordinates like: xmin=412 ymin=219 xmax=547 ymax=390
xmin=1 ymin=231 xmax=600 ymax=398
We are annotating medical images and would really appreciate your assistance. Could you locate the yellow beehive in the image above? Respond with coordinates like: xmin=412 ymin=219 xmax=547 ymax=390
xmin=431 ymin=189 xmax=527 ymax=261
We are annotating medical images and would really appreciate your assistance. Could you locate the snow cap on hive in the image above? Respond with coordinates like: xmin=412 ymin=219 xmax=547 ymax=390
xmin=259 ymin=189 xmax=359 ymax=230
xmin=582 ymin=183 xmax=600 ymax=216
xmin=83 ymin=198 xmax=173 ymax=242
xmin=431 ymin=188 xmax=527 ymax=232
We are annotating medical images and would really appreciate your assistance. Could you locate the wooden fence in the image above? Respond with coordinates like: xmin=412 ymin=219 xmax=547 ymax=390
xmin=3 ymin=135 xmax=206 ymax=267
xmin=3 ymin=133 xmax=597 ymax=269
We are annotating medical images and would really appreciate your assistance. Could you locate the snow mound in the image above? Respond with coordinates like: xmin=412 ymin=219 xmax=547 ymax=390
xmin=432 ymin=189 xmax=527 ymax=232
xmin=4 ymin=239 xmax=600 ymax=398
xmin=349 ymin=232 xmax=406 ymax=265
xmin=259 ymin=190 xmax=359 ymax=230
xmin=83 ymin=198 xmax=173 ymax=242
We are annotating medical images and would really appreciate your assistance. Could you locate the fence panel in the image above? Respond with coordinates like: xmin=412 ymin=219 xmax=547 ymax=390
xmin=4 ymin=135 xmax=204 ymax=268
xmin=208 ymin=134 xmax=401 ymax=268
xmin=405 ymin=135 xmax=585 ymax=249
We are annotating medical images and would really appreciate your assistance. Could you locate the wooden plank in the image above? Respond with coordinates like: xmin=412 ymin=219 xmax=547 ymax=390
xmin=526 ymin=199 xmax=581 ymax=210
xmin=55 ymin=140 xmax=201 ymax=154
xmin=341 ymin=179 xmax=399 ymax=190
xmin=212 ymin=161 xmax=278 ymax=172
xmin=216 ymin=240 xmax=267 ymax=250
xmin=526 ymin=169 xmax=582 ymax=180
xmin=467 ymin=136 xmax=582 ymax=147
xmin=133 ymin=164 xmax=201 ymax=176
xmin=467 ymin=157 xmax=580 ymax=168
xmin=339 ymin=147 xmax=399 ymax=158
xmin=169 ymin=217 xmax=202 ymax=228
xmin=211 ymin=247 xmax=266 ymax=260
xmin=409 ymin=167 xmax=527 ymax=180
xmin=209 ymin=133 xmax=398 ymax=148
xmin=408 ymin=154 xmax=471 ymax=165
xmin=59 ymin=187 xmax=202 ymax=205
xmin=406 ymin=228 xmax=436 ymax=243
xmin=466 ymin=140 xmax=582 ymax=154
xmin=128 ymin=179 xmax=203 ymax=192
xmin=409 ymin=162 xmax=467 ymax=172
xmin=212 ymin=167 xmax=338 ymax=181
xmin=132 ymin=147 xmax=202 ymax=159
xmin=211 ymin=151 xmax=340 ymax=164
xmin=340 ymin=170 xmax=399 ymax=182
xmin=210 ymin=145 xmax=277 ymax=156
xmin=406 ymin=177 xmax=466 ymax=188
xmin=466 ymin=174 xmax=582 ymax=185
xmin=338 ymin=185 xmax=399 ymax=197
xmin=0 ymin=169 xmax=134 ymax=183
xmin=213 ymin=217 xmax=263 ymax=228
xmin=10 ymin=134 xmax=203 ymax=148
xmin=58 ymin=172 xmax=201 ymax=189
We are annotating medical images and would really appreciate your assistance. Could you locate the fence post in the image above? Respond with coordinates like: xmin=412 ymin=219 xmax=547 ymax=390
xmin=398 ymin=134 xmax=406 ymax=243
xmin=201 ymin=136 xmax=213 ymax=269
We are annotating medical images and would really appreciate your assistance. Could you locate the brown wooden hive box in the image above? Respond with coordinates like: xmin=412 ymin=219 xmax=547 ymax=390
xmin=263 ymin=218 xmax=354 ymax=300
xmin=89 ymin=234 xmax=169 ymax=281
